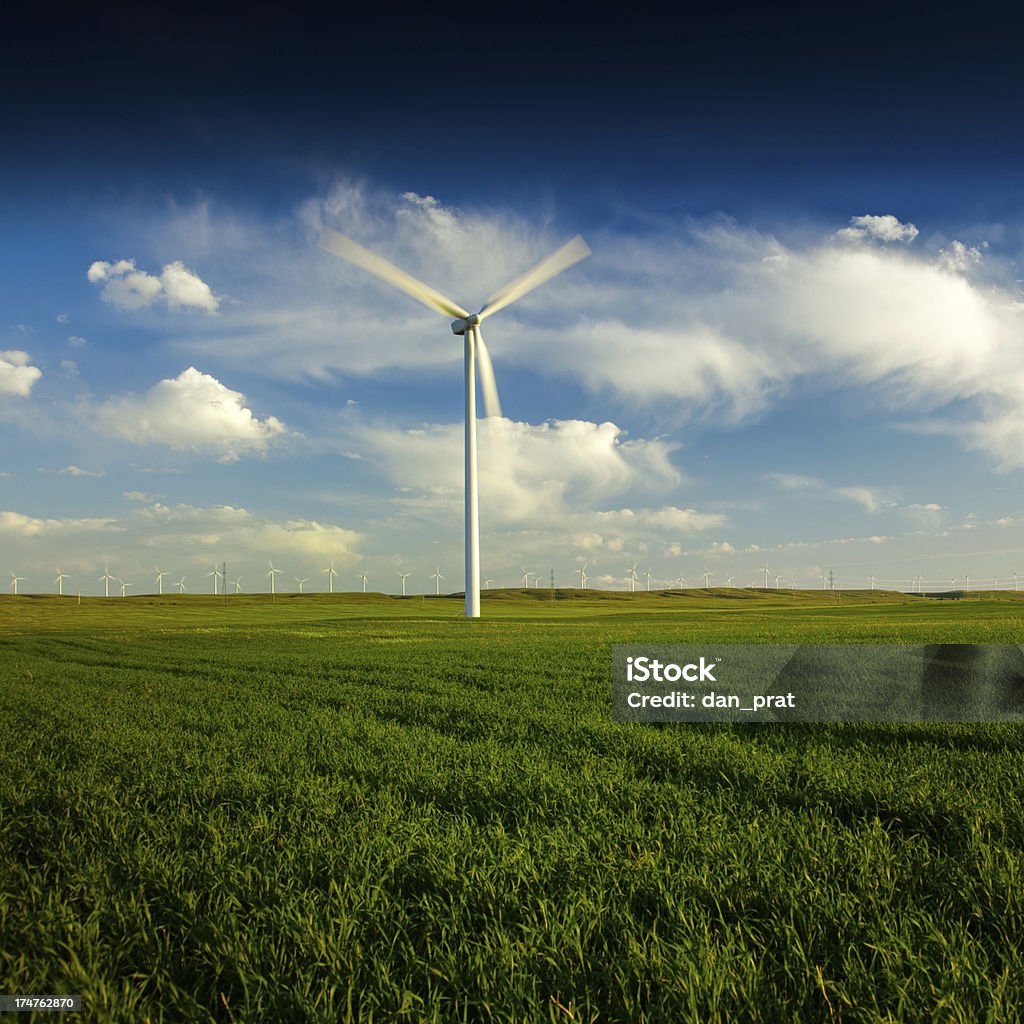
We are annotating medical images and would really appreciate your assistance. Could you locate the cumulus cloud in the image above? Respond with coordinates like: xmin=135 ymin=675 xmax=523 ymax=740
xmin=834 ymin=214 xmax=919 ymax=244
xmin=93 ymin=367 xmax=286 ymax=460
xmin=87 ymin=258 xmax=220 ymax=313
xmin=764 ymin=473 xmax=883 ymax=512
xmin=938 ymin=240 xmax=985 ymax=273
xmin=0 ymin=350 xmax=42 ymax=397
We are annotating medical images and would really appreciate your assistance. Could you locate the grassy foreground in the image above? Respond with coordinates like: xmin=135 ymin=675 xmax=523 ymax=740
xmin=1 ymin=590 xmax=1023 ymax=1022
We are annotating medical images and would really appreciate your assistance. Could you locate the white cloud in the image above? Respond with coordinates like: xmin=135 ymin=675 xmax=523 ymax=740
xmin=834 ymin=214 xmax=919 ymax=244
xmin=38 ymin=465 xmax=105 ymax=478
xmin=148 ymin=186 xmax=1024 ymax=469
xmin=832 ymin=486 xmax=880 ymax=513
xmin=938 ymin=240 xmax=984 ymax=273
xmin=93 ymin=367 xmax=287 ymax=461
xmin=122 ymin=491 xmax=158 ymax=502
xmin=57 ymin=313 xmax=70 ymax=324
xmin=87 ymin=258 xmax=220 ymax=313
xmin=0 ymin=510 xmax=119 ymax=538
xmin=0 ymin=350 xmax=42 ymax=397
xmin=67 ymin=336 xmax=88 ymax=347
xmin=764 ymin=473 xmax=883 ymax=512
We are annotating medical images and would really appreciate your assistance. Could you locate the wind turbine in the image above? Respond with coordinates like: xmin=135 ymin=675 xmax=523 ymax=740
xmin=119 ymin=579 xmax=132 ymax=598
xmin=577 ymin=563 xmax=588 ymax=590
xmin=761 ymin=564 xmax=771 ymax=589
xmin=358 ymin=571 xmax=368 ymax=593
xmin=208 ymin=565 xmax=222 ymax=595
xmin=55 ymin=570 xmax=69 ymax=596
xmin=522 ymin=568 xmax=532 ymax=590
xmin=868 ymin=575 xmax=877 ymax=590
xmin=267 ymin=562 xmax=282 ymax=596
xmin=398 ymin=571 xmax=411 ymax=596
xmin=645 ymin=568 xmax=653 ymax=591
xmin=675 ymin=576 xmax=686 ymax=589
xmin=702 ymin=568 xmax=712 ymax=588
xmin=176 ymin=577 xmax=186 ymax=594
xmin=727 ymin=576 xmax=735 ymax=587
xmin=628 ymin=564 xmax=639 ymax=593
xmin=155 ymin=569 xmax=167 ymax=595
xmin=10 ymin=571 xmax=24 ymax=595
xmin=233 ymin=578 xmax=242 ymax=594
xmin=99 ymin=567 xmax=114 ymax=598
xmin=295 ymin=577 xmax=309 ymax=594
xmin=318 ymin=226 xmax=591 ymax=619
xmin=432 ymin=566 xmax=445 ymax=595
xmin=324 ymin=561 xmax=337 ymax=594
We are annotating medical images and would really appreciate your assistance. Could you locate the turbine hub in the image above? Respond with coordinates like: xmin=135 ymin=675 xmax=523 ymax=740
xmin=450 ymin=313 xmax=480 ymax=335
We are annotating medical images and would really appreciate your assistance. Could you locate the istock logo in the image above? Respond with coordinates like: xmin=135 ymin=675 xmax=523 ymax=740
xmin=626 ymin=655 xmax=718 ymax=683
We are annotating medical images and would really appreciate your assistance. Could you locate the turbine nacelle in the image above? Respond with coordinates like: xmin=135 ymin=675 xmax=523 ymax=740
xmin=450 ymin=314 xmax=480 ymax=336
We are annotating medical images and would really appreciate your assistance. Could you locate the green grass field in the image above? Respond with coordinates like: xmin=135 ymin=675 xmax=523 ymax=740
xmin=2 ymin=590 xmax=1023 ymax=1022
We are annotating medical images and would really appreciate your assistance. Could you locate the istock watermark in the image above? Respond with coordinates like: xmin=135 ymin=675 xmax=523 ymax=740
xmin=612 ymin=644 xmax=1024 ymax=723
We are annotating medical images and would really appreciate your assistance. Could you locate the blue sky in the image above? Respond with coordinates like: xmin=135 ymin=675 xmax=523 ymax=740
xmin=3 ymin=5 xmax=1024 ymax=595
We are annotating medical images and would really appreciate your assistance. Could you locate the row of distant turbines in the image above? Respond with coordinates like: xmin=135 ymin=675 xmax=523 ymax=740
xmin=9 ymin=563 xmax=1024 ymax=597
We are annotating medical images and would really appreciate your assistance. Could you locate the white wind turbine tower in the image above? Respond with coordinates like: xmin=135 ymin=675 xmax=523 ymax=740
xmin=233 ymin=578 xmax=242 ymax=594
xmin=521 ymin=568 xmax=532 ymax=590
xmin=119 ymin=579 xmax=132 ymax=598
xmin=577 ymin=563 xmax=588 ymax=590
xmin=358 ymin=571 xmax=368 ymax=593
xmin=628 ymin=564 xmax=639 ymax=593
xmin=324 ymin=561 xmax=338 ymax=594
xmin=484 ymin=577 xmax=494 ymax=589
xmin=761 ymin=564 xmax=771 ymax=589
xmin=702 ymin=568 xmax=712 ymax=588
xmin=55 ymin=570 xmax=69 ymax=596
xmin=645 ymin=568 xmax=653 ymax=591
xmin=208 ymin=565 xmax=223 ymax=595
xmin=727 ymin=576 xmax=735 ymax=588
xmin=318 ymin=226 xmax=590 ymax=619
xmin=176 ymin=577 xmax=186 ymax=594
xmin=675 ymin=576 xmax=686 ymax=589
xmin=295 ymin=577 xmax=309 ymax=594
xmin=10 ymin=571 xmax=24 ymax=595
xmin=398 ymin=572 xmax=411 ymax=596
xmin=868 ymin=575 xmax=877 ymax=590
xmin=155 ymin=569 xmax=167 ymax=596
xmin=99 ymin=567 xmax=115 ymax=598
xmin=432 ymin=566 xmax=445 ymax=595
xmin=266 ymin=562 xmax=282 ymax=597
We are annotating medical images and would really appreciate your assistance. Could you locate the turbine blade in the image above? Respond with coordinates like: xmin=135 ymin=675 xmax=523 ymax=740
xmin=318 ymin=227 xmax=469 ymax=319
xmin=474 ymin=328 xmax=503 ymax=419
xmin=477 ymin=235 xmax=591 ymax=321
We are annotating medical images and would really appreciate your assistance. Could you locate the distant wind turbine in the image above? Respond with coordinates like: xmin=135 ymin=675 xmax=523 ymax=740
xmin=577 ymin=563 xmax=588 ymax=590
xmin=432 ymin=566 xmax=445 ymax=595
xmin=727 ymin=576 xmax=735 ymax=587
xmin=483 ymin=577 xmax=494 ymax=589
xmin=318 ymin=225 xmax=590 ymax=619
xmin=233 ymin=578 xmax=242 ymax=594
xmin=761 ymin=565 xmax=771 ymax=589
xmin=55 ymin=570 xmax=69 ymax=596
xmin=99 ymin=567 xmax=114 ymax=598
xmin=398 ymin=571 xmax=411 ymax=596
xmin=295 ymin=577 xmax=309 ymax=594
xmin=267 ymin=562 xmax=282 ymax=596
xmin=10 ymin=571 xmax=24 ymax=595
xmin=628 ymin=564 xmax=639 ymax=593
xmin=155 ymin=569 xmax=167 ymax=596
xmin=645 ymin=568 xmax=653 ymax=591
xmin=702 ymin=568 xmax=712 ymax=588
xmin=522 ymin=568 xmax=532 ymax=589
xmin=119 ymin=579 xmax=132 ymax=598
xmin=324 ymin=561 xmax=337 ymax=594
xmin=176 ymin=577 xmax=186 ymax=594
xmin=358 ymin=571 xmax=368 ymax=593
xmin=208 ymin=565 xmax=223 ymax=595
